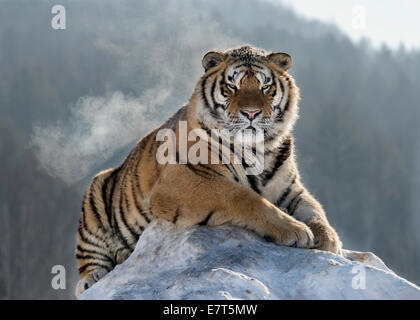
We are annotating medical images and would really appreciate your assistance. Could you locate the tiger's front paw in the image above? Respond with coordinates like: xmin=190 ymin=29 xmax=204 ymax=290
xmin=309 ymin=221 xmax=342 ymax=255
xmin=75 ymin=267 xmax=108 ymax=298
xmin=264 ymin=218 xmax=315 ymax=249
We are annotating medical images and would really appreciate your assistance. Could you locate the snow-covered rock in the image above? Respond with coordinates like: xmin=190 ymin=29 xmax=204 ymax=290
xmin=80 ymin=220 xmax=420 ymax=300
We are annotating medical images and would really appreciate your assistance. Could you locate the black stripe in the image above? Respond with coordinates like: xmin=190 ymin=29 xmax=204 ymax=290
xmin=76 ymin=254 xmax=113 ymax=264
xmin=129 ymin=155 xmax=152 ymax=224
xmin=229 ymin=142 xmax=237 ymax=158
xmin=282 ymin=76 xmax=293 ymax=114
xmin=88 ymin=189 xmax=105 ymax=230
xmin=283 ymin=97 xmax=290 ymax=114
xmin=278 ymin=76 xmax=285 ymax=106
xmin=198 ymin=211 xmax=214 ymax=226
xmin=121 ymin=175 xmax=135 ymax=230
xmin=261 ymin=136 xmax=292 ymax=186
xmin=264 ymin=132 xmax=277 ymax=144
xmin=117 ymin=174 xmax=138 ymax=244
xmin=132 ymin=139 xmax=148 ymax=199
xmin=123 ymin=188 xmax=141 ymax=240
xmin=147 ymin=138 xmax=156 ymax=160
xmin=220 ymin=84 xmax=227 ymax=98
xmin=176 ymin=151 xmax=214 ymax=178
xmin=134 ymin=221 xmax=145 ymax=232
xmin=77 ymin=227 xmax=105 ymax=252
xmin=270 ymin=70 xmax=277 ymax=99
xmin=238 ymin=149 xmax=261 ymax=193
xmin=214 ymin=137 xmax=239 ymax=181
xmin=208 ymin=137 xmax=223 ymax=164
xmin=201 ymin=69 xmax=222 ymax=118
xmin=219 ymin=68 xmax=227 ymax=98
xmin=286 ymin=190 xmax=304 ymax=215
xmin=251 ymin=145 xmax=257 ymax=156
xmin=201 ymin=73 xmax=213 ymax=110
xmin=110 ymin=173 xmax=131 ymax=250
xmin=289 ymin=198 xmax=302 ymax=216
xmin=272 ymin=76 xmax=286 ymax=115
xmin=130 ymin=174 xmax=150 ymax=225
xmin=76 ymin=245 xmax=114 ymax=264
xmin=275 ymin=101 xmax=288 ymax=122
xmin=247 ymin=175 xmax=260 ymax=194
xmin=185 ymin=163 xmax=211 ymax=178
xmin=101 ymin=174 xmax=113 ymax=227
xmin=211 ymin=72 xmax=225 ymax=110
xmin=138 ymin=205 xmax=151 ymax=224
xmin=230 ymin=142 xmax=244 ymax=164
xmin=207 ymin=128 xmax=239 ymax=182
xmin=80 ymin=205 xmax=107 ymax=244
xmin=197 ymin=163 xmax=225 ymax=177
xmin=78 ymin=262 xmax=112 ymax=274
xmin=102 ymin=167 xmax=122 ymax=228
xmin=130 ymin=174 xmax=143 ymax=214
xmin=275 ymin=175 xmax=296 ymax=207
xmin=173 ymin=208 xmax=181 ymax=224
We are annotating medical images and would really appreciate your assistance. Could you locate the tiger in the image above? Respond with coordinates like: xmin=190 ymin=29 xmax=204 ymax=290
xmin=75 ymin=45 xmax=342 ymax=297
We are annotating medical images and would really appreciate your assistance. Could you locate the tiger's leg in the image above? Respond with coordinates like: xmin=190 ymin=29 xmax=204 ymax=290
xmin=280 ymin=184 xmax=342 ymax=254
xmin=75 ymin=169 xmax=117 ymax=297
xmin=148 ymin=165 xmax=314 ymax=248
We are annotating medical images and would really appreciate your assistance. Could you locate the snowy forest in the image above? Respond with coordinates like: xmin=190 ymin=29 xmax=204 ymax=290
xmin=0 ymin=0 xmax=419 ymax=299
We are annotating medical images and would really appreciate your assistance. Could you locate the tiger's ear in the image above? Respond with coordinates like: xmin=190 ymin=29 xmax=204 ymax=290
xmin=267 ymin=52 xmax=292 ymax=70
xmin=202 ymin=51 xmax=226 ymax=71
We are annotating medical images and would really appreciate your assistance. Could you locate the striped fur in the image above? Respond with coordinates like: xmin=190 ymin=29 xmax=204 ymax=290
xmin=76 ymin=46 xmax=341 ymax=296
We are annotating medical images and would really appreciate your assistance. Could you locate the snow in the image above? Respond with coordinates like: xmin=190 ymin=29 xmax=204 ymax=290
xmin=80 ymin=220 xmax=420 ymax=300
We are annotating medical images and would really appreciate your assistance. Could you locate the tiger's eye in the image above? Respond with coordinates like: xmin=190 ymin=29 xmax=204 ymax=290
xmin=227 ymin=84 xmax=237 ymax=92
xmin=262 ymin=85 xmax=271 ymax=93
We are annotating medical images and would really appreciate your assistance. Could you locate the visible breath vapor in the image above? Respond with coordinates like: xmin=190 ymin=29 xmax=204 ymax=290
xmin=32 ymin=91 xmax=162 ymax=184
xmin=31 ymin=0 xmax=240 ymax=184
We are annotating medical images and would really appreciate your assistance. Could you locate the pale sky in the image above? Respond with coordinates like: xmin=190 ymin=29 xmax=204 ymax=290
xmin=266 ymin=0 xmax=420 ymax=50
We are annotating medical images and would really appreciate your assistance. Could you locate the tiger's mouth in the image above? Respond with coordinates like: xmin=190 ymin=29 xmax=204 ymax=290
xmin=225 ymin=120 xmax=272 ymax=136
xmin=227 ymin=122 xmax=267 ymax=144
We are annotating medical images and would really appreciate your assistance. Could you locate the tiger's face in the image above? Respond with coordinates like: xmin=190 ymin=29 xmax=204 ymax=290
xmin=196 ymin=46 xmax=299 ymax=144
xmin=221 ymin=62 xmax=277 ymax=135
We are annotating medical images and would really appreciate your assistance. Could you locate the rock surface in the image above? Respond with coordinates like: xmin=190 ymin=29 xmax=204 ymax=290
xmin=81 ymin=220 xmax=420 ymax=300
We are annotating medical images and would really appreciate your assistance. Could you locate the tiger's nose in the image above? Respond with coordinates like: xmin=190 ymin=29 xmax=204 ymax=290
xmin=240 ymin=109 xmax=262 ymax=120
